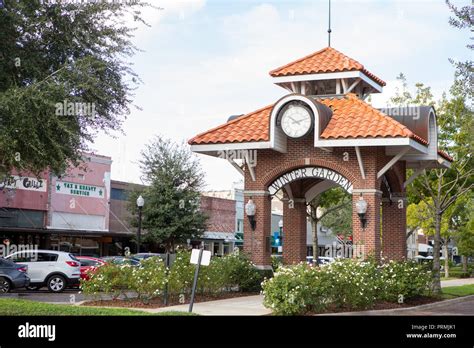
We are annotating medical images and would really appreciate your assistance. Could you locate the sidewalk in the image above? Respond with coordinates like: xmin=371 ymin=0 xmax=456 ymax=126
xmin=138 ymin=295 xmax=271 ymax=316
xmin=441 ymin=278 xmax=474 ymax=287
xmin=79 ymin=278 xmax=474 ymax=316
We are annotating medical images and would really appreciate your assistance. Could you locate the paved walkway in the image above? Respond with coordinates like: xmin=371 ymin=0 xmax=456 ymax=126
xmin=441 ymin=278 xmax=474 ymax=287
xmin=138 ymin=295 xmax=271 ymax=316
xmin=319 ymin=295 xmax=474 ymax=316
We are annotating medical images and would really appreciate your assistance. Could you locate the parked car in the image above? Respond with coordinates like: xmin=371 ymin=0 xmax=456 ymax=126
xmin=0 ymin=258 xmax=30 ymax=293
xmin=132 ymin=253 xmax=163 ymax=261
xmin=5 ymin=250 xmax=81 ymax=293
xmin=101 ymin=256 xmax=141 ymax=266
xmin=76 ymin=256 xmax=106 ymax=281
xmin=306 ymin=256 xmax=336 ymax=265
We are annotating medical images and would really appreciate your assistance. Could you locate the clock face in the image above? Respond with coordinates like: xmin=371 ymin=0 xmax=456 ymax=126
xmin=280 ymin=103 xmax=313 ymax=138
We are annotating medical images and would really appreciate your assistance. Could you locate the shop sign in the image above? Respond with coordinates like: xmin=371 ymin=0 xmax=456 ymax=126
xmin=0 ymin=175 xmax=47 ymax=192
xmin=55 ymin=181 xmax=105 ymax=198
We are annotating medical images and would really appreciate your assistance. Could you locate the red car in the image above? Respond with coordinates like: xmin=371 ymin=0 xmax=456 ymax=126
xmin=76 ymin=256 xmax=106 ymax=281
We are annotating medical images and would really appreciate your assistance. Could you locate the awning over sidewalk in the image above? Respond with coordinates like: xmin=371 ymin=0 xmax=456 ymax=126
xmin=202 ymin=231 xmax=237 ymax=242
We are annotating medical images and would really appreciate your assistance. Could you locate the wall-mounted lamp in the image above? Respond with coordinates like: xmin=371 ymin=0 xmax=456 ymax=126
xmin=245 ymin=198 xmax=257 ymax=231
xmin=355 ymin=195 xmax=368 ymax=228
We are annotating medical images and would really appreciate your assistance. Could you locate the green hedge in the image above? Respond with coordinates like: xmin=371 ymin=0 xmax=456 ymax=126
xmin=82 ymin=250 xmax=263 ymax=304
xmin=262 ymin=259 xmax=433 ymax=315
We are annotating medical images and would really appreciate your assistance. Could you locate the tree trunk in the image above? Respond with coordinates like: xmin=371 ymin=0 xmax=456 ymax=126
xmin=443 ymin=244 xmax=449 ymax=278
xmin=462 ymin=255 xmax=468 ymax=273
xmin=311 ymin=218 xmax=319 ymax=263
xmin=432 ymin=213 xmax=442 ymax=294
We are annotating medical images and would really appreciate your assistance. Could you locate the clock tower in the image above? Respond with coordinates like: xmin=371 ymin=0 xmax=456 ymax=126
xmin=189 ymin=46 xmax=452 ymax=268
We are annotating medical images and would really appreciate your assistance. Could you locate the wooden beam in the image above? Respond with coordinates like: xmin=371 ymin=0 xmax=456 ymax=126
xmin=227 ymin=159 xmax=244 ymax=176
xmin=341 ymin=78 xmax=348 ymax=93
xmin=355 ymin=146 xmax=366 ymax=180
xmin=336 ymin=79 xmax=341 ymax=94
xmin=347 ymin=79 xmax=361 ymax=93
xmin=301 ymin=81 xmax=306 ymax=95
xmin=377 ymin=147 xmax=410 ymax=179
xmin=244 ymin=152 xmax=256 ymax=181
xmin=291 ymin=82 xmax=298 ymax=93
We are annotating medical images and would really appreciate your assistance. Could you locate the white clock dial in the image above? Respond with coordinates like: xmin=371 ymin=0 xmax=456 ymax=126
xmin=281 ymin=105 xmax=312 ymax=138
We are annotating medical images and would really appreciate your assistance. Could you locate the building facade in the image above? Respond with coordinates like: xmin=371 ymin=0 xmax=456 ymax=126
xmin=0 ymin=154 xmax=135 ymax=257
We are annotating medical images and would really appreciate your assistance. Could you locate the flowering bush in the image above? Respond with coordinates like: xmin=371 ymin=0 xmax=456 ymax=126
xmin=81 ymin=263 xmax=134 ymax=300
xmin=218 ymin=252 xmax=263 ymax=292
xmin=377 ymin=260 xmax=432 ymax=302
xmin=167 ymin=251 xmax=195 ymax=295
xmin=128 ymin=257 xmax=167 ymax=303
xmin=262 ymin=259 xmax=433 ymax=315
xmin=262 ymin=263 xmax=328 ymax=315
xmin=324 ymin=259 xmax=378 ymax=310
xmin=168 ymin=250 xmax=263 ymax=295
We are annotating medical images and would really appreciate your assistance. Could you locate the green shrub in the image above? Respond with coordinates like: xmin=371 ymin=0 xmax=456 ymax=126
xmin=271 ymin=255 xmax=283 ymax=271
xmin=377 ymin=260 xmax=433 ymax=302
xmin=81 ymin=263 xmax=134 ymax=300
xmin=81 ymin=258 xmax=167 ymax=304
xmin=219 ymin=252 xmax=264 ymax=292
xmin=129 ymin=257 xmax=167 ymax=303
xmin=262 ymin=259 xmax=433 ymax=315
xmin=262 ymin=263 xmax=329 ymax=315
xmin=324 ymin=259 xmax=378 ymax=310
xmin=167 ymin=251 xmax=195 ymax=295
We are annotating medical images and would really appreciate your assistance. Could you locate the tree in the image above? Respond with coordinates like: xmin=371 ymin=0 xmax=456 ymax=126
xmin=406 ymin=200 xmax=452 ymax=277
xmin=129 ymin=136 xmax=208 ymax=253
xmin=389 ymin=72 xmax=473 ymax=292
xmin=451 ymin=194 xmax=474 ymax=273
xmin=0 ymin=0 xmax=153 ymax=178
xmin=306 ymin=187 xmax=351 ymax=261
xmin=446 ymin=0 xmax=473 ymax=102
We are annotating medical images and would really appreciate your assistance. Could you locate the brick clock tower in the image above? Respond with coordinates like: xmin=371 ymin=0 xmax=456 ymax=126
xmin=189 ymin=47 xmax=452 ymax=269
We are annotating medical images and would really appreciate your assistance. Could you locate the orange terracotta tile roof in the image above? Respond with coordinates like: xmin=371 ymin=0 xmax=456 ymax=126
xmin=189 ymin=104 xmax=273 ymax=145
xmin=269 ymin=47 xmax=386 ymax=87
xmin=438 ymin=150 xmax=453 ymax=162
xmin=319 ymin=94 xmax=427 ymax=144
xmin=188 ymin=94 xmax=427 ymax=146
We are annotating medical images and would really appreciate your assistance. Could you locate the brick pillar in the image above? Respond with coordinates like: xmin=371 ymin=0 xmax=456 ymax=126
xmin=381 ymin=194 xmax=407 ymax=261
xmin=352 ymin=192 xmax=382 ymax=261
xmin=243 ymin=193 xmax=272 ymax=269
xmin=282 ymin=199 xmax=307 ymax=264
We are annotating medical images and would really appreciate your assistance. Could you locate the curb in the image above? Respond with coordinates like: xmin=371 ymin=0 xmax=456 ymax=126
xmin=316 ymin=295 xmax=474 ymax=315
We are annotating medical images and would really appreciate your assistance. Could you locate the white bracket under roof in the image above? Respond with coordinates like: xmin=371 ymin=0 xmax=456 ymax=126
xmin=403 ymin=162 xmax=430 ymax=188
xmin=244 ymin=151 xmax=256 ymax=182
xmin=377 ymin=147 xmax=410 ymax=179
xmin=355 ymin=146 xmax=366 ymax=180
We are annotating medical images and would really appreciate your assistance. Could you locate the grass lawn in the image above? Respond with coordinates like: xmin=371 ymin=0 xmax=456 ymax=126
xmin=0 ymin=298 xmax=196 ymax=316
xmin=441 ymin=284 xmax=474 ymax=299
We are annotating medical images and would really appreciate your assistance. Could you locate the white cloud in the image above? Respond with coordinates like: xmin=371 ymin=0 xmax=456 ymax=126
xmin=90 ymin=0 xmax=465 ymax=191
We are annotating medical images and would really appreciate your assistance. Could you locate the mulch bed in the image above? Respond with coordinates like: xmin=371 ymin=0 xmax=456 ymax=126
xmin=309 ymin=296 xmax=442 ymax=315
xmin=82 ymin=292 xmax=260 ymax=309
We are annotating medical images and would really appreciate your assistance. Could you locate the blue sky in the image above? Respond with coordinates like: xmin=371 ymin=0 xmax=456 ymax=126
xmin=89 ymin=0 xmax=471 ymax=190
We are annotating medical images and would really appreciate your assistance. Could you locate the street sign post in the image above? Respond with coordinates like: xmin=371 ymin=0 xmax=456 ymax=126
xmin=188 ymin=248 xmax=211 ymax=312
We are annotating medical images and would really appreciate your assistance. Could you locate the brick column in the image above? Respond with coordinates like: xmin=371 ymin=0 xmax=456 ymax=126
xmin=352 ymin=191 xmax=382 ymax=261
xmin=282 ymin=199 xmax=307 ymax=264
xmin=243 ymin=193 xmax=272 ymax=269
xmin=381 ymin=194 xmax=407 ymax=261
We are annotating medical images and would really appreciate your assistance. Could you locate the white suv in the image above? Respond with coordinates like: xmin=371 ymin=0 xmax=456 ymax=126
xmin=6 ymin=250 xmax=81 ymax=292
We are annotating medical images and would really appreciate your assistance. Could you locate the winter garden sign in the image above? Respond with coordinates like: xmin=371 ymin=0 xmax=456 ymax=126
xmin=268 ymin=167 xmax=353 ymax=195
